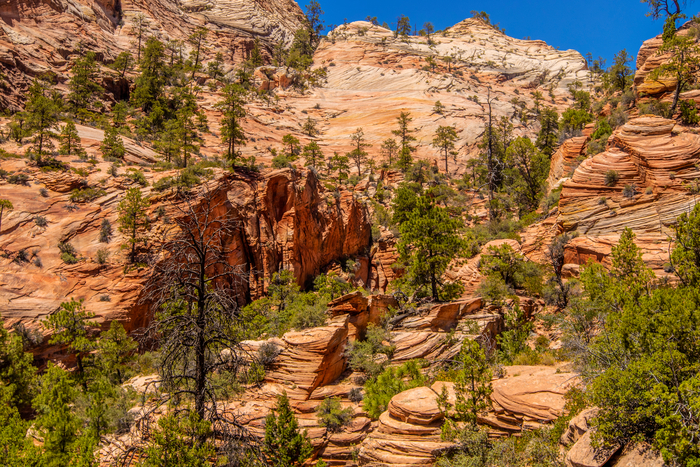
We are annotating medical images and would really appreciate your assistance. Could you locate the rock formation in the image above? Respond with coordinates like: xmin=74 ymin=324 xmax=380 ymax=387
xmin=0 ymin=0 xmax=305 ymax=109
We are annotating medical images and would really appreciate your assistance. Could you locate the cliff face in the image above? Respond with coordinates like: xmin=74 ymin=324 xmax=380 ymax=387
xmin=0 ymin=0 xmax=305 ymax=109
xmin=0 ymin=157 xmax=370 ymax=360
xmin=264 ymin=19 xmax=592 ymax=175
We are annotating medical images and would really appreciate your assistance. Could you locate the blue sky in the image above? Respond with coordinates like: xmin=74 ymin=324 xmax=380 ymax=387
xmin=315 ymin=0 xmax=677 ymax=68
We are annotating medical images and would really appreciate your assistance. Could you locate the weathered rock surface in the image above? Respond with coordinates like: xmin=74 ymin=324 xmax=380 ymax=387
xmin=0 ymin=0 xmax=305 ymax=109
xmin=557 ymin=116 xmax=700 ymax=237
xmin=565 ymin=430 xmax=620 ymax=467
xmin=0 ymin=161 xmax=370 ymax=363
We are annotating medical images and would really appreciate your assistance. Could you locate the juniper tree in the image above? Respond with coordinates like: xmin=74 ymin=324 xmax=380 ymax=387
xmin=217 ymin=83 xmax=247 ymax=165
xmin=328 ymin=152 xmax=350 ymax=183
xmin=642 ymin=0 xmax=690 ymax=19
xmin=117 ymin=188 xmax=150 ymax=263
xmin=304 ymin=0 xmax=325 ymax=47
xmin=395 ymin=15 xmax=411 ymax=37
xmin=432 ymin=125 xmax=458 ymax=174
xmin=609 ymin=49 xmax=634 ymax=93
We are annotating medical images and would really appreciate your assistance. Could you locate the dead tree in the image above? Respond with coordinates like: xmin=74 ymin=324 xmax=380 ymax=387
xmin=142 ymin=186 xmax=252 ymax=444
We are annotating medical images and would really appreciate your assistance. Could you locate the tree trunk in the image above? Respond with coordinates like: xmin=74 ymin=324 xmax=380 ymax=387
xmin=671 ymin=78 xmax=682 ymax=116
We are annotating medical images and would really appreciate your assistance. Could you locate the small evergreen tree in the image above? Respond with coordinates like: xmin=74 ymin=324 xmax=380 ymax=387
xmin=25 ymin=80 xmax=60 ymax=156
xmin=392 ymin=111 xmax=416 ymax=172
xmin=141 ymin=413 xmax=215 ymax=467
xmin=282 ymin=134 xmax=301 ymax=160
xmin=397 ymin=195 xmax=466 ymax=300
xmin=264 ymin=393 xmax=313 ymax=467
xmin=651 ymin=32 xmax=700 ymax=115
xmin=302 ymin=116 xmax=318 ymax=137
xmin=188 ymin=27 xmax=208 ymax=80
xmin=101 ymin=126 xmax=125 ymax=160
xmin=432 ymin=125 xmax=458 ymax=174
xmin=117 ymin=188 xmax=150 ymax=263
xmin=349 ymin=127 xmax=370 ymax=175
xmin=302 ymin=140 xmax=324 ymax=171
xmin=59 ymin=121 xmax=85 ymax=157
xmin=536 ymin=107 xmax=559 ymax=157
xmin=217 ymin=83 xmax=247 ymax=165
xmin=68 ymin=51 xmax=104 ymax=115
xmin=380 ymin=138 xmax=398 ymax=166
xmin=43 ymin=298 xmax=97 ymax=383
xmin=0 ymin=199 xmax=13 ymax=235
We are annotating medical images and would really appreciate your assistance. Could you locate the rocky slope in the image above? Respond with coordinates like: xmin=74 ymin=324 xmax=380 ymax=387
xmin=239 ymin=19 xmax=592 ymax=175
xmin=0 ymin=0 xmax=304 ymax=109
xmin=0 ymin=145 xmax=370 ymax=362
xmin=102 ymin=292 xmax=578 ymax=466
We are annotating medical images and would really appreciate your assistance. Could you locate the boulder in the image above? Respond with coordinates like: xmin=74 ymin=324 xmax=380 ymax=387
xmin=388 ymin=387 xmax=443 ymax=425
xmin=565 ymin=431 xmax=620 ymax=467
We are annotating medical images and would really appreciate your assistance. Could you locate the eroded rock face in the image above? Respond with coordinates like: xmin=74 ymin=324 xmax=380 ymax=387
xmin=557 ymin=116 xmax=700 ymax=237
xmin=0 ymin=0 xmax=305 ymax=109
xmin=0 ymin=164 xmax=370 ymax=363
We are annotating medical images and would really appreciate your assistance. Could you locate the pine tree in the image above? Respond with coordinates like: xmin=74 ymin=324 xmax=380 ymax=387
xmin=25 ymin=80 xmax=60 ymax=156
xmin=131 ymin=38 xmax=167 ymax=113
xmin=302 ymin=116 xmax=318 ymax=137
xmin=282 ymin=134 xmax=301 ymax=160
xmin=263 ymin=393 xmax=313 ymax=467
xmin=0 ymin=394 xmax=40 ymax=466
xmin=328 ymin=152 xmax=349 ymax=183
xmin=141 ymin=413 xmax=215 ymax=467
xmin=302 ymin=140 xmax=324 ymax=171
xmin=95 ymin=321 xmax=137 ymax=385
xmin=439 ymin=340 xmax=492 ymax=444
xmin=397 ymin=195 xmax=466 ymax=300
xmin=392 ymin=111 xmax=416 ymax=172
xmin=130 ymin=13 xmax=148 ymax=62
xmin=504 ymin=137 xmax=549 ymax=215
xmin=117 ymin=188 xmax=150 ymax=263
xmin=217 ymin=83 xmax=247 ymax=165
xmin=380 ymin=138 xmax=398 ymax=166
xmin=153 ymin=120 xmax=181 ymax=163
xmin=0 ymin=316 xmax=36 ymax=409
xmin=432 ymin=125 xmax=458 ymax=174
xmin=43 ymin=298 xmax=97 ymax=383
xmin=111 ymin=51 xmax=134 ymax=79
xmin=536 ymin=107 xmax=559 ymax=157
xmin=33 ymin=364 xmax=82 ymax=466
xmin=651 ymin=33 xmax=700 ymax=115
xmin=68 ymin=51 xmax=104 ymax=115
xmin=188 ymin=27 xmax=208 ymax=80
xmin=100 ymin=126 xmax=125 ymax=160
xmin=175 ymin=105 xmax=201 ymax=168
xmin=249 ymin=38 xmax=265 ymax=67
xmin=349 ymin=127 xmax=370 ymax=175
xmin=59 ymin=121 xmax=85 ymax=157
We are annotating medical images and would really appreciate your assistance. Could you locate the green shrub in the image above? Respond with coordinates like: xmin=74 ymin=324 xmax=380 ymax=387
xmin=363 ymin=360 xmax=426 ymax=419
xmin=316 ymin=397 xmax=353 ymax=432
xmin=604 ymin=170 xmax=619 ymax=187
xmin=7 ymin=173 xmax=30 ymax=185
xmin=70 ymin=187 xmax=106 ymax=203
xmin=34 ymin=215 xmax=48 ymax=227
xmin=348 ymin=324 xmax=395 ymax=378
xmin=497 ymin=305 xmax=533 ymax=365
xmin=96 ymin=248 xmax=109 ymax=265
xmin=272 ymin=155 xmax=291 ymax=169
xmin=126 ymin=169 xmax=148 ymax=187
xmin=622 ymin=184 xmax=636 ymax=198
xmin=99 ymin=219 xmax=112 ymax=243
xmin=680 ymin=99 xmax=700 ymax=125
xmin=58 ymin=241 xmax=78 ymax=264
